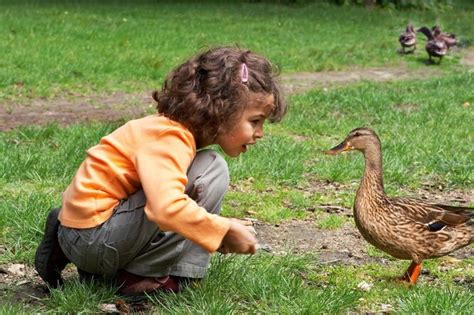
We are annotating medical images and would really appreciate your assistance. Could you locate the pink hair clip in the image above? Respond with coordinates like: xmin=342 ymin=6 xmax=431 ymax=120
xmin=240 ymin=63 xmax=248 ymax=83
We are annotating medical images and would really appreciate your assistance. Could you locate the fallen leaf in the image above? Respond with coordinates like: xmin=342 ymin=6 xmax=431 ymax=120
xmin=7 ymin=264 xmax=25 ymax=276
xmin=357 ymin=280 xmax=373 ymax=291
xmin=99 ymin=303 xmax=119 ymax=313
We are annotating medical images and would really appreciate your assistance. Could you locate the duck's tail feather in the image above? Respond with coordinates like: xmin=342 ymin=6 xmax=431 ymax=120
xmin=435 ymin=205 xmax=474 ymax=243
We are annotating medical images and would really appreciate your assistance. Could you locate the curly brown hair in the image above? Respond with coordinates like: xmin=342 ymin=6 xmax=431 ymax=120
xmin=153 ymin=46 xmax=287 ymax=147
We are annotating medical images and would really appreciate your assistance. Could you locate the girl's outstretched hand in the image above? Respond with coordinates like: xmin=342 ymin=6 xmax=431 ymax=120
xmin=217 ymin=218 xmax=258 ymax=254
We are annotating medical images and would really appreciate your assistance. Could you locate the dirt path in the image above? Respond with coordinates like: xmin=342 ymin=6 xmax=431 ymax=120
xmin=280 ymin=65 xmax=442 ymax=94
xmin=2 ymin=48 xmax=474 ymax=131
xmin=0 ymin=64 xmax=451 ymax=132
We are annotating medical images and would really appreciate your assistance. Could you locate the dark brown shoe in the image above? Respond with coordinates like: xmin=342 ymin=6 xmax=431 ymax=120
xmin=116 ymin=270 xmax=180 ymax=296
xmin=34 ymin=208 xmax=70 ymax=288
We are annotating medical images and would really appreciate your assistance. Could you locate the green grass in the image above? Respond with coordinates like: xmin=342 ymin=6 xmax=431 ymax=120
xmin=44 ymin=278 xmax=118 ymax=313
xmin=316 ymin=213 xmax=347 ymax=229
xmin=1 ymin=0 xmax=473 ymax=313
xmin=1 ymin=0 xmax=474 ymax=99
xmin=396 ymin=286 xmax=474 ymax=314
xmin=150 ymin=254 xmax=362 ymax=314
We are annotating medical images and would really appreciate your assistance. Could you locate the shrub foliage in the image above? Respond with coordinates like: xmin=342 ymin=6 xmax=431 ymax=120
xmin=333 ymin=0 xmax=453 ymax=9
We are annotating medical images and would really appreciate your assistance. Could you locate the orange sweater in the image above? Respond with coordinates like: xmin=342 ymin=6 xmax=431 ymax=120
xmin=59 ymin=114 xmax=231 ymax=252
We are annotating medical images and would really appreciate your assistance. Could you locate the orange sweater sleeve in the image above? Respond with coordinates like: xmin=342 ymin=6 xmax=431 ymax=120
xmin=133 ymin=127 xmax=231 ymax=253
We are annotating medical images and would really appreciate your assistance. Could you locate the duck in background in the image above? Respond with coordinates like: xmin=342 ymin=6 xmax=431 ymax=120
xmin=417 ymin=26 xmax=448 ymax=64
xmin=432 ymin=25 xmax=458 ymax=48
xmin=399 ymin=24 xmax=417 ymax=54
xmin=325 ymin=127 xmax=473 ymax=284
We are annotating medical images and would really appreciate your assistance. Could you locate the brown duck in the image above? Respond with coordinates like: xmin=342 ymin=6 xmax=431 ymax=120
xmin=399 ymin=24 xmax=417 ymax=54
xmin=417 ymin=26 xmax=448 ymax=64
xmin=432 ymin=25 xmax=458 ymax=48
xmin=325 ymin=127 xmax=473 ymax=284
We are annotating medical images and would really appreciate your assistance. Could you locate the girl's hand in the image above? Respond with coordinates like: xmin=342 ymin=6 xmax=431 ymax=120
xmin=217 ymin=219 xmax=258 ymax=254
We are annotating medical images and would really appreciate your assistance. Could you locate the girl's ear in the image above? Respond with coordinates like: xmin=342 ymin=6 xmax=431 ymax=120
xmin=215 ymin=124 xmax=227 ymax=138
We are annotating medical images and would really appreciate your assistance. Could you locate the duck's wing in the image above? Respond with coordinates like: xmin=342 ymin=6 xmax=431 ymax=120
xmin=442 ymin=32 xmax=456 ymax=39
xmin=430 ymin=204 xmax=473 ymax=225
xmin=441 ymin=35 xmax=458 ymax=47
xmin=427 ymin=39 xmax=448 ymax=55
xmin=390 ymin=197 xmax=472 ymax=231
xmin=399 ymin=32 xmax=416 ymax=45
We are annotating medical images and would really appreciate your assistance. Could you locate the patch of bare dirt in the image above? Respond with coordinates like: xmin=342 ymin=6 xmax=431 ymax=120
xmin=256 ymin=220 xmax=379 ymax=264
xmin=0 ymin=92 xmax=154 ymax=132
xmin=0 ymin=263 xmax=48 ymax=308
xmin=255 ymin=219 xmax=473 ymax=262
xmin=280 ymin=66 xmax=442 ymax=94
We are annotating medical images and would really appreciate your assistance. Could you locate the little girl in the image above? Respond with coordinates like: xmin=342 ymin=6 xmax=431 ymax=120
xmin=35 ymin=46 xmax=287 ymax=296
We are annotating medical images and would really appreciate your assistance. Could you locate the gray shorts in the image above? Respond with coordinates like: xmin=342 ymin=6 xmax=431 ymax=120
xmin=58 ymin=149 xmax=229 ymax=279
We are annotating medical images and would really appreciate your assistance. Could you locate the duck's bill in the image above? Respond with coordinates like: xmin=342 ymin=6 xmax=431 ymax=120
xmin=324 ymin=141 xmax=352 ymax=155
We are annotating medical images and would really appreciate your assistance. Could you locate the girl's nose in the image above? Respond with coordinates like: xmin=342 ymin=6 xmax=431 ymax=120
xmin=255 ymin=127 xmax=264 ymax=139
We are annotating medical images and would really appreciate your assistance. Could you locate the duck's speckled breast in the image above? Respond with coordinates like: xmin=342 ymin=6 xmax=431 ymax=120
xmin=354 ymin=197 xmax=413 ymax=260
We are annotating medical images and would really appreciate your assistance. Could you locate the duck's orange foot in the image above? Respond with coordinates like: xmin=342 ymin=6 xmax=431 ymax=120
xmin=399 ymin=261 xmax=422 ymax=285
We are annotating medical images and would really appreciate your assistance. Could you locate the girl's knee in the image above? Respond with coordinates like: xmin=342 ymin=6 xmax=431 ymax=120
xmin=189 ymin=149 xmax=229 ymax=185
xmin=186 ymin=150 xmax=229 ymax=211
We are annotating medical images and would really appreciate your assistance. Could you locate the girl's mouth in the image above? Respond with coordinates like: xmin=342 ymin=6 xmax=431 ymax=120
xmin=241 ymin=144 xmax=248 ymax=152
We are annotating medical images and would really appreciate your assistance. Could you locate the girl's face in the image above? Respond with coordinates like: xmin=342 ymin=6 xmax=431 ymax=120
xmin=216 ymin=93 xmax=275 ymax=157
